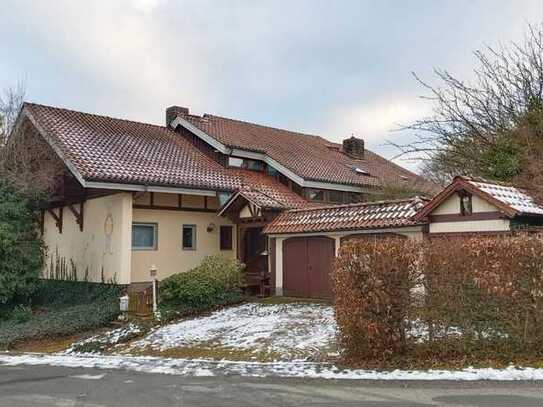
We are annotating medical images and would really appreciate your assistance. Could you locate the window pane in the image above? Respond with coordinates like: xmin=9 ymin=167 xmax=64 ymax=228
xmin=218 ymin=192 xmax=232 ymax=206
xmin=307 ymin=188 xmax=324 ymax=201
xmin=182 ymin=225 xmax=196 ymax=250
xmin=132 ymin=224 xmax=156 ymax=249
xmin=220 ymin=226 xmax=233 ymax=250
xmin=228 ymin=157 xmax=243 ymax=168
xmin=328 ymin=190 xmax=344 ymax=203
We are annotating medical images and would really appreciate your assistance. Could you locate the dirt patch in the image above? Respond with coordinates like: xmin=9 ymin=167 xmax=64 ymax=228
xmin=11 ymin=335 xmax=81 ymax=353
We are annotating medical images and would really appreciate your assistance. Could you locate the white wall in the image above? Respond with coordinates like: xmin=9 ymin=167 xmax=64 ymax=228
xmin=429 ymin=192 xmax=511 ymax=234
xmin=429 ymin=219 xmax=510 ymax=234
xmin=43 ymin=193 xmax=133 ymax=284
xmin=433 ymin=193 xmax=497 ymax=215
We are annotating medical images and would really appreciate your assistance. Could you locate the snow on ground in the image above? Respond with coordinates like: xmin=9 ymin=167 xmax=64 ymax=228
xmin=2 ymin=353 xmax=543 ymax=381
xmin=65 ymin=323 xmax=144 ymax=354
xmin=128 ymin=303 xmax=337 ymax=361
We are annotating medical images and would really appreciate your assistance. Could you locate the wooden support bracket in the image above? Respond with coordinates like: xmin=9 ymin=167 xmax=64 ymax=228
xmin=47 ymin=207 xmax=63 ymax=234
xmin=68 ymin=201 xmax=85 ymax=231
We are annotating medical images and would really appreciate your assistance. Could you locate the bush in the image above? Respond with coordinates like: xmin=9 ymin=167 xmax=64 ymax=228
xmin=333 ymin=233 xmax=543 ymax=368
xmin=31 ymin=279 xmax=122 ymax=306
xmin=159 ymin=255 xmax=245 ymax=317
xmin=0 ymin=298 xmax=120 ymax=349
xmin=421 ymin=235 xmax=543 ymax=359
xmin=333 ymin=237 xmax=420 ymax=364
xmin=0 ymin=180 xmax=44 ymax=305
xmin=10 ymin=305 xmax=32 ymax=323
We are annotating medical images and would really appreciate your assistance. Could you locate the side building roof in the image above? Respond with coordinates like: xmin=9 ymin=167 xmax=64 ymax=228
xmin=263 ymin=196 xmax=428 ymax=235
xmin=415 ymin=176 xmax=543 ymax=221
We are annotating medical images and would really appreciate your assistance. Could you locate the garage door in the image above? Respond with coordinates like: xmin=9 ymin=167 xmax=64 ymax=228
xmin=283 ymin=236 xmax=335 ymax=298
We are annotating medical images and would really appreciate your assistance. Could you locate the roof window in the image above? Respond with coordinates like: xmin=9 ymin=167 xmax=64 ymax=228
xmin=349 ymin=165 xmax=370 ymax=176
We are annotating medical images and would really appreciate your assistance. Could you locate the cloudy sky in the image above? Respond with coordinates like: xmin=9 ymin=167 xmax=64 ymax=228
xmin=1 ymin=0 xmax=542 ymax=171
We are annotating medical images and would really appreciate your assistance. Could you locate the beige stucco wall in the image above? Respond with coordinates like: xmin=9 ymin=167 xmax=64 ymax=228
xmin=433 ymin=193 xmax=497 ymax=215
xmin=43 ymin=193 xmax=133 ymax=284
xmin=429 ymin=219 xmax=510 ymax=234
xmin=429 ymin=192 xmax=511 ymax=233
xmin=130 ymin=208 xmax=236 ymax=283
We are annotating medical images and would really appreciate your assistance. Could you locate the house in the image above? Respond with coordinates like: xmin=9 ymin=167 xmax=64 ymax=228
xmin=415 ymin=176 xmax=543 ymax=236
xmin=13 ymin=102 xmax=433 ymax=296
xmin=263 ymin=197 xmax=429 ymax=297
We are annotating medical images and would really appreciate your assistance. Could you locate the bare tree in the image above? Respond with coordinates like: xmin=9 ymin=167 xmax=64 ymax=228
xmin=393 ymin=23 xmax=543 ymax=184
xmin=0 ymin=81 xmax=63 ymax=198
xmin=0 ymin=81 xmax=26 ymax=146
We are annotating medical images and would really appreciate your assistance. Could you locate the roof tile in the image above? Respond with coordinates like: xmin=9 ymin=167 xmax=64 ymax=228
xmin=263 ymin=197 xmax=428 ymax=234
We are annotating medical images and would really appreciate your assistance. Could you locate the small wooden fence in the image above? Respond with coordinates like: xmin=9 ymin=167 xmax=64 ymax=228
xmin=128 ymin=286 xmax=155 ymax=316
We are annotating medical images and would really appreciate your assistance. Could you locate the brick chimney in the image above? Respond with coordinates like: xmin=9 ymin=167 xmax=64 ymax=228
xmin=342 ymin=136 xmax=365 ymax=159
xmin=166 ymin=106 xmax=189 ymax=127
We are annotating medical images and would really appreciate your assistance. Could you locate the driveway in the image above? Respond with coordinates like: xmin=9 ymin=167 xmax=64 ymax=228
xmin=2 ymin=364 xmax=543 ymax=407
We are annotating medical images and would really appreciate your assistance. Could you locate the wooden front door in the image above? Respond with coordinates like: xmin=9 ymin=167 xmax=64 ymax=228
xmin=283 ymin=236 xmax=335 ymax=298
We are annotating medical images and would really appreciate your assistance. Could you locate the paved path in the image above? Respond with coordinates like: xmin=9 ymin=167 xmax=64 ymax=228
xmin=2 ymin=364 xmax=543 ymax=406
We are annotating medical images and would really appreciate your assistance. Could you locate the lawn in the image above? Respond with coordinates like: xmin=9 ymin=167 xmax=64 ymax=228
xmin=64 ymin=301 xmax=339 ymax=363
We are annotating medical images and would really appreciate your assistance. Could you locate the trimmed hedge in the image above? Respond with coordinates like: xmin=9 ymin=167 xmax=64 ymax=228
xmin=159 ymin=255 xmax=245 ymax=318
xmin=333 ymin=234 xmax=543 ymax=368
xmin=333 ymin=237 xmax=419 ymax=364
xmin=31 ymin=279 xmax=122 ymax=306
xmin=0 ymin=298 xmax=120 ymax=349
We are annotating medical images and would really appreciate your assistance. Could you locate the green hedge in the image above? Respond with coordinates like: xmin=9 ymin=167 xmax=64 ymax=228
xmin=0 ymin=180 xmax=44 ymax=305
xmin=0 ymin=298 xmax=120 ymax=349
xmin=159 ymin=255 xmax=245 ymax=318
xmin=31 ymin=279 xmax=122 ymax=306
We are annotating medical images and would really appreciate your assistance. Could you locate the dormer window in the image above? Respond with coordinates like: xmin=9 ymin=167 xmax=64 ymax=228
xmin=458 ymin=190 xmax=473 ymax=216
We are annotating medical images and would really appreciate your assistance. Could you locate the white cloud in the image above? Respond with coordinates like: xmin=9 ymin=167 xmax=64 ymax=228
xmin=325 ymin=98 xmax=431 ymax=145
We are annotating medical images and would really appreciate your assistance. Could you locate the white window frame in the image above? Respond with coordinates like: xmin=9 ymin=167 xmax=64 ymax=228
xmin=132 ymin=222 xmax=158 ymax=251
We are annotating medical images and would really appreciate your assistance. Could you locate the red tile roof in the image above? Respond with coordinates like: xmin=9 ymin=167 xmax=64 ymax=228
xmin=23 ymin=102 xmax=434 ymax=202
xmin=177 ymin=111 xmax=433 ymax=190
xmin=22 ymin=103 xmax=315 ymax=208
xmin=23 ymin=103 xmax=241 ymax=191
xmin=221 ymin=169 xmax=311 ymax=212
xmin=263 ymin=197 xmax=428 ymax=234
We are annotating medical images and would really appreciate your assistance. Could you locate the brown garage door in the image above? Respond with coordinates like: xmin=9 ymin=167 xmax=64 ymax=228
xmin=283 ymin=236 xmax=335 ymax=298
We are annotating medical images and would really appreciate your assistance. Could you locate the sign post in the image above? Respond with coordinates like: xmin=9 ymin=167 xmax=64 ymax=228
xmin=150 ymin=265 xmax=158 ymax=314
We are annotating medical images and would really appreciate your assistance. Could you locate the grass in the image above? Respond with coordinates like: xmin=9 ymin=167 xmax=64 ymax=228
xmin=128 ymin=346 xmax=281 ymax=362
xmin=257 ymin=296 xmax=331 ymax=305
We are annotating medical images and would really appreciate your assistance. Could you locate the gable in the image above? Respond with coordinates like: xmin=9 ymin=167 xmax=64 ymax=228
xmin=239 ymin=203 xmax=262 ymax=219
xmin=432 ymin=193 xmax=499 ymax=216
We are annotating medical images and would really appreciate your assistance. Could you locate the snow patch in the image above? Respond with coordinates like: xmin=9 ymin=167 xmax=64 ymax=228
xmin=69 ymin=373 xmax=106 ymax=380
xmin=66 ymin=323 xmax=143 ymax=354
xmin=128 ymin=303 xmax=337 ymax=360
xmin=2 ymin=353 xmax=543 ymax=381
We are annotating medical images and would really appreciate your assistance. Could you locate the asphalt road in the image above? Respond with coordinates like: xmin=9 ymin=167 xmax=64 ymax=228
xmin=2 ymin=364 xmax=543 ymax=406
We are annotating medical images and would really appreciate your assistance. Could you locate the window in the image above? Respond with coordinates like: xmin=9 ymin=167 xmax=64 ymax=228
xmin=228 ymin=157 xmax=243 ymax=168
xmin=328 ymin=190 xmax=345 ymax=203
xmin=182 ymin=224 xmax=196 ymax=250
xmin=459 ymin=191 xmax=473 ymax=216
xmin=132 ymin=223 xmax=157 ymax=250
xmin=266 ymin=165 xmax=279 ymax=177
xmin=220 ymin=225 xmax=233 ymax=250
xmin=218 ymin=192 xmax=232 ymax=206
xmin=244 ymin=159 xmax=264 ymax=171
xmin=306 ymin=188 xmax=324 ymax=201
